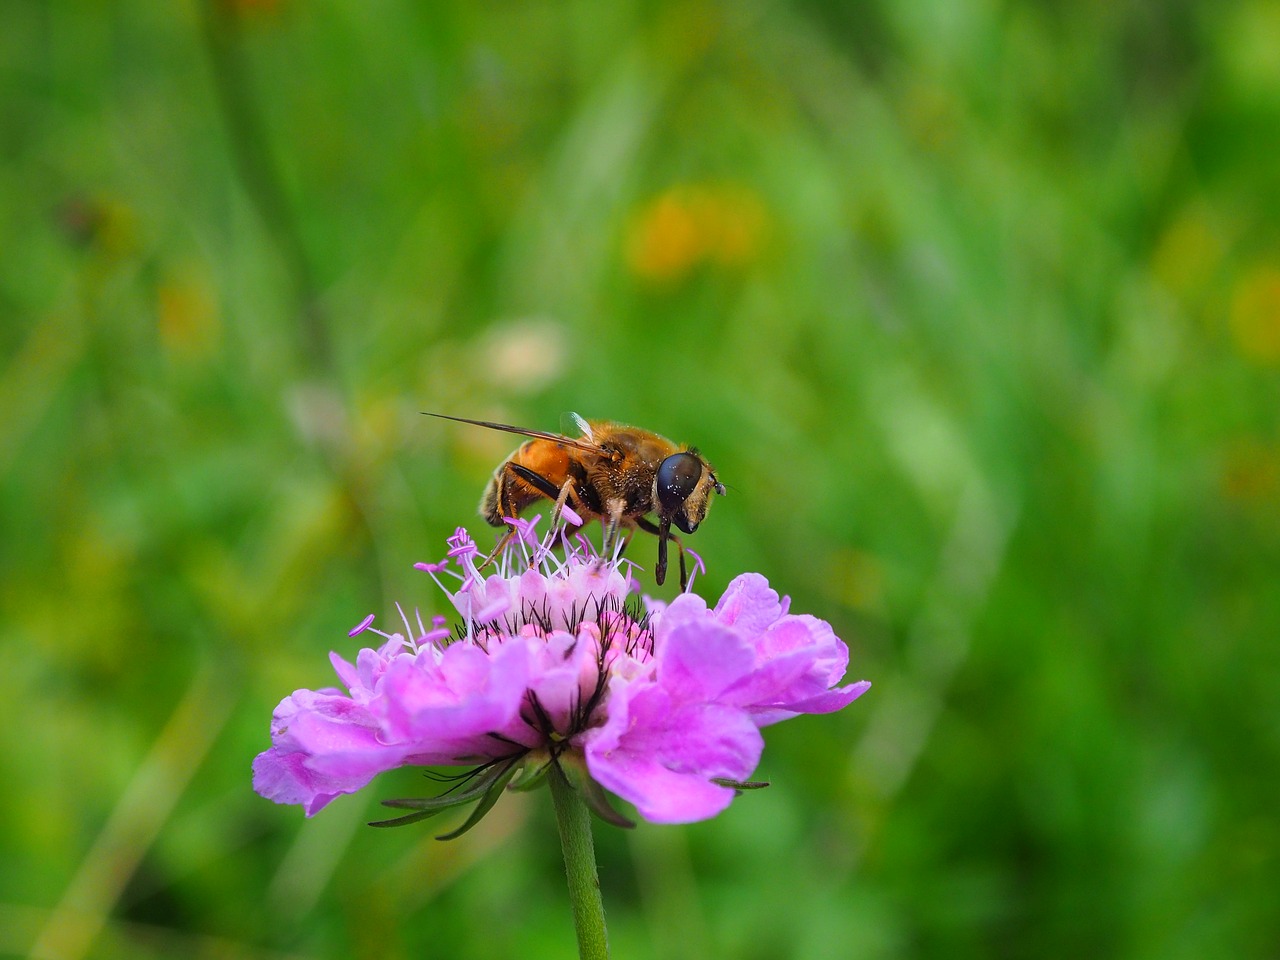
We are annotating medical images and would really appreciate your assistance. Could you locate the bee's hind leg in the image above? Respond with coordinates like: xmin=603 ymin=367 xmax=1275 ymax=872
xmin=479 ymin=530 xmax=515 ymax=571
xmin=481 ymin=463 xmax=564 ymax=569
xmin=508 ymin=464 xmax=585 ymax=539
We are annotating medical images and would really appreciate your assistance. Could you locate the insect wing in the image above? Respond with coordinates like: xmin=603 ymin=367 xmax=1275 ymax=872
xmin=423 ymin=412 xmax=598 ymax=453
xmin=568 ymin=412 xmax=594 ymax=443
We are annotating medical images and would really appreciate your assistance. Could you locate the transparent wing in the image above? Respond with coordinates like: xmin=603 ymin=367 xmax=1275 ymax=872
xmin=423 ymin=412 xmax=599 ymax=453
xmin=569 ymin=412 xmax=594 ymax=443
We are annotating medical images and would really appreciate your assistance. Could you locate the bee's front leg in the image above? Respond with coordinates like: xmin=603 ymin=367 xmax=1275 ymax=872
xmin=636 ymin=516 xmax=685 ymax=589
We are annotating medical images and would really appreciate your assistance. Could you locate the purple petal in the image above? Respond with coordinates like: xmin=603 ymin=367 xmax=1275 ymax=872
xmin=652 ymin=593 xmax=711 ymax=640
xmin=374 ymin=637 xmax=532 ymax=750
xmin=655 ymin=619 xmax=756 ymax=701
xmin=584 ymin=681 xmax=763 ymax=824
xmin=712 ymin=573 xmax=784 ymax=635
xmin=718 ymin=647 xmax=817 ymax=710
xmin=769 ymin=679 xmax=872 ymax=718
xmin=253 ymin=690 xmax=403 ymax=815
xmin=759 ymin=615 xmax=849 ymax=680
xmin=523 ymin=629 xmax=606 ymax=735
xmin=253 ymin=747 xmax=348 ymax=816
xmin=586 ymin=749 xmax=738 ymax=823
xmin=329 ymin=651 xmax=360 ymax=691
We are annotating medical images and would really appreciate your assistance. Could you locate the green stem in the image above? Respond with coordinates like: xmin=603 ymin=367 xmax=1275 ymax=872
xmin=549 ymin=760 xmax=610 ymax=960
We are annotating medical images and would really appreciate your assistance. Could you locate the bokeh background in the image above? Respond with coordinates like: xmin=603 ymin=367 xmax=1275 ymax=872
xmin=4 ymin=1 xmax=1279 ymax=957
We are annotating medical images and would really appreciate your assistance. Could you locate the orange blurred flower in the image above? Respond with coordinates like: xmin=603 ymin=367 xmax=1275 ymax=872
xmin=1220 ymin=437 xmax=1280 ymax=504
xmin=626 ymin=183 xmax=767 ymax=284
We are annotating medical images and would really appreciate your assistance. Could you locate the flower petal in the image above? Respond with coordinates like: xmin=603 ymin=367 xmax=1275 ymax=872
xmin=764 ymin=679 xmax=872 ymax=719
xmin=374 ymin=636 xmax=533 ymax=753
xmin=651 ymin=592 xmax=710 ymax=641
xmin=712 ymin=573 xmax=784 ymax=634
xmin=656 ymin=619 xmax=756 ymax=702
xmin=253 ymin=690 xmax=405 ymax=816
xmin=584 ymin=681 xmax=762 ymax=824
xmin=253 ymin=747 xmax=349 ymax=817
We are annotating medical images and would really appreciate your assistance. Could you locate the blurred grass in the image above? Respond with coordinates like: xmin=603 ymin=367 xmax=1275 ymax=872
xmin=3 ymin=0 xmax=1279 ymax=958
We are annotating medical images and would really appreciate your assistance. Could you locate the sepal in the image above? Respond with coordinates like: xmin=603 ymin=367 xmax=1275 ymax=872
xmin=558 ymin=753 xmax=636 ymax=829
xmin=435 ymin=760 xmax=521 ymax=840
xmin=710 ymin=777 xmax=771 ymax=793
xmin=368 ymin=756 xmax=520 ymax=830
xmin=508 ymin=752 xmax=553 ymax=792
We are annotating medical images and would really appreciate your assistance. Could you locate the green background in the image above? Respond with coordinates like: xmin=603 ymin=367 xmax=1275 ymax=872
xmin=3 ymin=1 xmax=1279 ymax=958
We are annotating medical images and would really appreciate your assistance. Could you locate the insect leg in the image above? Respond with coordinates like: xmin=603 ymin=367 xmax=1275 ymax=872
xmin=480 ymin=469 xmax=523 ymax=565
xmin=552 ymin=479 xmax=580 ymax=528
xmin=601 ymin=500 xmax=626 ymax=557
xmin=481 ymin=462 xmax=563 ymax=569
xmin=509 ymin=463 xmax=585 ymax=537
xmin=480 ymin=525 xmax=520 ymax=570
xmin=509 ymin=463 xmax=562 ymax=501
xmin=636 ymin=516 xmax=685 ymax=588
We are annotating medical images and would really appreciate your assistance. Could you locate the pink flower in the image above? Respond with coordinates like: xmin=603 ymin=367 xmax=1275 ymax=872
xmin=253 ymin=525 xmax=869 ymax=827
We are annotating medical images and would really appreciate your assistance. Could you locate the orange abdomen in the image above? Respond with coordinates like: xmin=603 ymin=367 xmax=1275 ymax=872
xmin=480 ymin=439 xmax=575 ymax=525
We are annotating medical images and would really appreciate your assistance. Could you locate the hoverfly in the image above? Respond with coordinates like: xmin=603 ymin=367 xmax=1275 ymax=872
xmin=427 ymin=413 xmax=725 ymax=589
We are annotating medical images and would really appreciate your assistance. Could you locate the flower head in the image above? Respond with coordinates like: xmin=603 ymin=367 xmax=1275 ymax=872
xmin=253 ymin=524 xmax=869 ymax=827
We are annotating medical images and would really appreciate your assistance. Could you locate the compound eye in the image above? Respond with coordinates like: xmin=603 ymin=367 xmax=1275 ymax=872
xmin=656 ymin=453 xmax=703 ymax=512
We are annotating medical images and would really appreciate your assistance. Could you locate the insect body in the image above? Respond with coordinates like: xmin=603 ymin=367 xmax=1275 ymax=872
xmin=428 ymin=413 xmax=725 ymax=589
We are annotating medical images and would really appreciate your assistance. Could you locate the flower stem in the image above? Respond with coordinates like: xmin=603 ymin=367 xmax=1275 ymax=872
xmin=549 ymin=760 xmax=610 ymax=960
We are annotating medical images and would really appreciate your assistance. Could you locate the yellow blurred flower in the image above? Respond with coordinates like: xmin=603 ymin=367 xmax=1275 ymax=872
xmin=1151 ymin=205 xmax=1224 ymax=305
xmin=1229 ymin=264 xmax=1280 ymax=364
xmin=626 ymin=183 xmax=767 ymax=284
xmin=157 ymin=265 xmax=221 ymax=361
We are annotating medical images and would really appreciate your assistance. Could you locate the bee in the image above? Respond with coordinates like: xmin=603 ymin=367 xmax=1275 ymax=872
xmin=427 ymin=412 xmax=725 ymax=589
